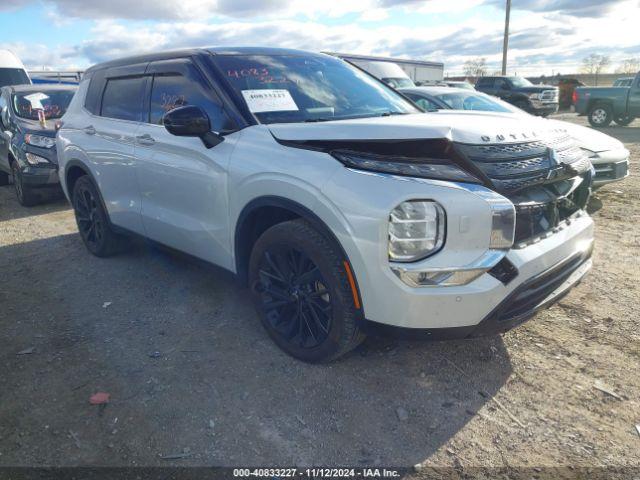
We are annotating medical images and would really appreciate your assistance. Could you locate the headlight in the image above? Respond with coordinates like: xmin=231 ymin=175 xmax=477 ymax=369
xmin=527 ymin=93 xmax=540 ymax=101
xmin=389 ymin=200 xmax=445 ymax=262
xmin=25 ymin=152 xmax=50 ymax=165
xmin=331 ymin=151 xmax=480 ymax=183
xmin=25 ymin=134 xmax=55 ymax=148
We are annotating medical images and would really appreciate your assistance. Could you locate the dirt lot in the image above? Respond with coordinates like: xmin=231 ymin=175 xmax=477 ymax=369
xmin=0 ymin=114 xmax=638 ymax=476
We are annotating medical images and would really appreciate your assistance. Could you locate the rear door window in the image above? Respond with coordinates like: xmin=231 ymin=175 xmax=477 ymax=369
xmin=149 ymin=73 xmax=233 ymax=132
xmin=101 ymin=76 xmax=146 ymax=122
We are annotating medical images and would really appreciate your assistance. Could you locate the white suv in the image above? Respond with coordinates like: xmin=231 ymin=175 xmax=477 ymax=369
xmin=57 ymin=48 xmax=595 ymax=362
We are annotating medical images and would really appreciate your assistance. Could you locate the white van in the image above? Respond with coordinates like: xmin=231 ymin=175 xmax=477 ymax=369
xmin=0 ymin=50 xmax=31 ymax=88
xmin=349 ymin=60 xmax=415 ymax=89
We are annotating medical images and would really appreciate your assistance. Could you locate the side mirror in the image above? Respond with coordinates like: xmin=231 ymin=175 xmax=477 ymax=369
xmin=163 ymin=105 xmax=224 ymax=149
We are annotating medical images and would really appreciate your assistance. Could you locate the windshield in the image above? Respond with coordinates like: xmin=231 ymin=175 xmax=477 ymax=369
xmin=436 ymin=91 xmax=518 ymax=113
xmin=12 ymin=89 xmax=75 ymax=120
xmin=213 ymin=54 xmax=419 ymax=124
xmin=508 ymin=76 xmax=533 ymax=88
xmin=383 ymin=77 xmax=414 ymax=89
xmin=0 ymin=68 xmax=30 ymax=88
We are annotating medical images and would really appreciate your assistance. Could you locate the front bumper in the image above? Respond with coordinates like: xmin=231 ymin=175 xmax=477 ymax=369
xmin=363 ymin=212 xmax=594 ymax=332
xmin=527 ymin=101 xmax=559 ymax=116
xmin=591 ymin=149 xmax=630 ymax=187
xmin=17 ymin=164 xmax=60 ymax=187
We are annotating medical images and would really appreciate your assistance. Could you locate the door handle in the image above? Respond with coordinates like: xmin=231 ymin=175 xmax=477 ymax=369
xmin=136 ymin=134 xmax=155 ymax=146
xmin=83 ymin=125 xmax=96 ymax=135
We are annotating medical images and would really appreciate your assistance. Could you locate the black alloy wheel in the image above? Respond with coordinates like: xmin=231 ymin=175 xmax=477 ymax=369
xmin=71 ymin=175 xmax=126 ymax=257
xmin=74 ymin=180 xmax=105 ymax=252
xmin=256 ymin=247 xmax=332 ymax=349
xmin=249 ymin=219 xmax=365 ymax=362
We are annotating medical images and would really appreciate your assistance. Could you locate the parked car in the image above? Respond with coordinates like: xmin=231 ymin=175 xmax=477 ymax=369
xmin=0 ymin=84 xmax=77 ymax=205
xmin=443 ymin=81 xmax=475 ymax=90
xmin=475 ymin=76 xmax=559 ymax=116
xmin=613 ymin=77 xmax=634 ymax=87
xmin=57 ymin=47 xmax=594 ymax=362
xmin=0 ymin=49 xmax=31 ymax=88
xmin=400 ymin=86 xmax=630 ymax=188
xmin=574 ymin=71 xmax=640 ymax=127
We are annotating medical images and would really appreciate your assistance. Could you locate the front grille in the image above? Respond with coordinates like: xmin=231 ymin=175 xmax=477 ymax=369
xmin=456 ymin=134 xmax=592 ymax=246
xmin=540 ymin=89 xmax=558 ymax=102
xmin=458 ymin=134 xmax=591 ymax=193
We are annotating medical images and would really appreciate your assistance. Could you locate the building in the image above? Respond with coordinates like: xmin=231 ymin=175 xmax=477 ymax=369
xmin=326 ymin=52 xmax=444 ymax=85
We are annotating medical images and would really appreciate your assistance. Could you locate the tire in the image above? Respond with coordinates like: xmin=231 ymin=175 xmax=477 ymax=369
xmin=588 ymin=104 xmax=613 ymax=127
xmin=0 ymin=170 xmax=9 ymax=186
xmin=71 ymin=175 xmax=127 ymax=257
xmin=11 ymin=161 xmax=39 ymax=206
xmin=614 ymin=115 xmax=635 ymax=126
xmin=248 ymin=219 xmax=365 ymax=363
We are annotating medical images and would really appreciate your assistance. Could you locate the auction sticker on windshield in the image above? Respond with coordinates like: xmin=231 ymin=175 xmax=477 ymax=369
xmin=242 ymin=89 xmax=298 ymax=113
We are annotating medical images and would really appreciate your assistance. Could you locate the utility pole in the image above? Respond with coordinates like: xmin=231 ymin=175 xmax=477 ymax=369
xmin=501 ymin=0 xmax=511 ymax=75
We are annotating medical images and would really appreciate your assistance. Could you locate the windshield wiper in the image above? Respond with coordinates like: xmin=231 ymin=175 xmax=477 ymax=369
xmin=304 ymin=117 xmax=334 ymax=122
xmin=378 ymin=111 xmax=408 ymax=117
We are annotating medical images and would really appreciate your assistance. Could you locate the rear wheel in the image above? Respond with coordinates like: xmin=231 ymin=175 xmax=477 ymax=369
xmin=72 ymin=175 xmax=127 ymax=257
xmin=588 ymin=104 xmax=613 ymax=127
xmin=614 ymin=115 xmax=635 ymax=126
xmin=249 ymin=219 xmax=365 ymax=363
xmin=11 ymin=162 xmax=39 ymax=206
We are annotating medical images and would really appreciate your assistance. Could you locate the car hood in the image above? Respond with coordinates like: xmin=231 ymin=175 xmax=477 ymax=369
xmin=268 ymin=112 xmax=566 ymax=145
xmin=518 ymin=85 xmax=557 ymax=93
xmin=544 ymin=119 xmax=624 ymax=152
xmin=18 ymin=118 xmax=57 ymax=136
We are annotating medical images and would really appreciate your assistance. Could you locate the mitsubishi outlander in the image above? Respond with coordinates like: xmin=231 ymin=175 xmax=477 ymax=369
xmin=57 ymin=48 xmax=594 ymax=362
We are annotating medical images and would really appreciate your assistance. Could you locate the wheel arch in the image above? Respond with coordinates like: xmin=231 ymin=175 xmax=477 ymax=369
xmin=587 ymin=98 xmax=613 ymax=112
xmin=64 ymin=159 xmax=114 ymax=226
xmin=234 ymin=196 xmax=363 ymax=311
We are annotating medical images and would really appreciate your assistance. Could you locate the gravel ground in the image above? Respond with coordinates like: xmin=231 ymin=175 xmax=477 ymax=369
xmin=0 ymin=114 xmax=638 ymax=476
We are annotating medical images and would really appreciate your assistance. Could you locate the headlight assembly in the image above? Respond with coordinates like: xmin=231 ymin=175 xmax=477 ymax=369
xmin=331 ymin=150 xmax=480 ymax=184
xmin=527 ymin=93 xmax=540 ymax=101
xmin=25 ymin=134 xmax=55 ymax=149
xmin=388 ymin=200 xmax=445 ymax=262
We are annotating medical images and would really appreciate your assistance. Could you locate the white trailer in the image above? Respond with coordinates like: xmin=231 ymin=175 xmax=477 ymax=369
xmin=327 ymin=52 xmax=444 ymax=86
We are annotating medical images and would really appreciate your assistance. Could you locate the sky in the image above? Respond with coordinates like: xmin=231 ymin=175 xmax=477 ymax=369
xmin=1 ymin=0 xmax=639 ymax=75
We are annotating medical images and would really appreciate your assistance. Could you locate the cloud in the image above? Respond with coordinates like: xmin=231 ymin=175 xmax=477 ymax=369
xmin=485 ymin=0 xmax=636 ymax=18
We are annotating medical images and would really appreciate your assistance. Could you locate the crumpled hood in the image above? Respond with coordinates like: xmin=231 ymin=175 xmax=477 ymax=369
xmin=268 ymin=112 xmax=566 ymax=145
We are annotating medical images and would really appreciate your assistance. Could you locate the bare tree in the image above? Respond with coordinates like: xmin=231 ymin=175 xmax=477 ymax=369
xmin=616 ymin=57 xmax=640 ymax=74
xmin=580 ymin=54 xmax=610 ymax=85
xmin=463 ymin=57 xmax=488 ymax=78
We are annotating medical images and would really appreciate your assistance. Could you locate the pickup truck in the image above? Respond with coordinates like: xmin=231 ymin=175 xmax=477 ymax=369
xmin=475 ymin=76 xmax=559 ymax=116
xmin=574 ymin=71 xmax=640 ymax=127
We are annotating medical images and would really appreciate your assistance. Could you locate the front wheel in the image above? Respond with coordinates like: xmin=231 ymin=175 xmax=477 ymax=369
xmin=588 ymin=104 xmax=613 ymax=127
xmin=249 ymin=219 xmax=365 ymax=363
xmin=72 ymin=175 xmax=127 ymax=257
xmin=12 ymin=162 xmax=39 ymax=206
xmin=614 ymin=115 xmax=635 ymax=126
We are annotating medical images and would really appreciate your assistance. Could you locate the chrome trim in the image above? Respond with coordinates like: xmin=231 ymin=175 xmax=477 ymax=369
xmin=390 ymin=249 xmax=507 ymax=287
